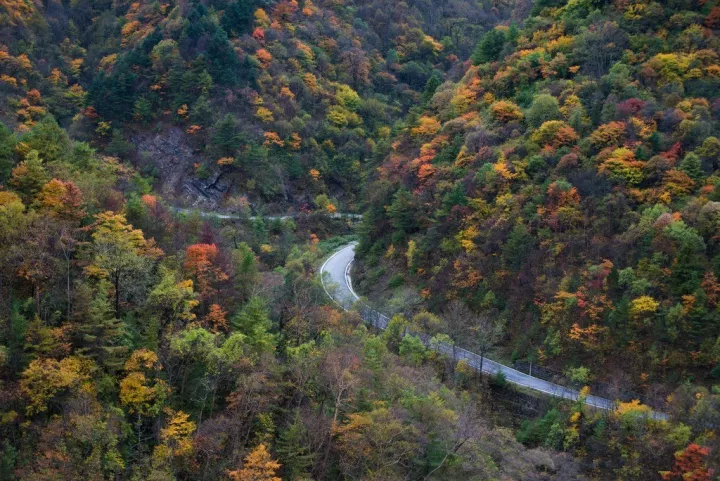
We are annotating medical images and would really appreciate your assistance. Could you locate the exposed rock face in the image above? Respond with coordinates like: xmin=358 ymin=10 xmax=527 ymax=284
xmin=131 ymin=127 xmax=229 ymax=208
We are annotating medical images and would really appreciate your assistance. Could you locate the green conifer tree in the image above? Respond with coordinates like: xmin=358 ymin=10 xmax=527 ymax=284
xmin=276 ymin=410 xmax=314 ymax=480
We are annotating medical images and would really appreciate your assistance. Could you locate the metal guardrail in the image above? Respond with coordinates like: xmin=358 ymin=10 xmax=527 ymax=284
xmin=354 ymin=301 xmax=618 ymax=409
xmin=512 ymin=361 xmax=657 ymax=408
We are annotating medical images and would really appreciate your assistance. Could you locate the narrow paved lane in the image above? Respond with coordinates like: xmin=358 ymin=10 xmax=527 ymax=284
xmin=320 ymin=243 xmax=662 ymax=414
xmin=171 ymin=206 xmax=362 ymax=221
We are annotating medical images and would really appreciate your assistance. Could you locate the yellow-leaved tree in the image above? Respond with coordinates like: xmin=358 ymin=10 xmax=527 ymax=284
xmin=86 ymin=212 xmax=163 ymax=317
xmin=119 ymin=349 xmax=169 ymax=418
xmin=227 ymin=444 xmax=281 ymax=481
xmin=20 ymin=356 xmax=92 ymax=415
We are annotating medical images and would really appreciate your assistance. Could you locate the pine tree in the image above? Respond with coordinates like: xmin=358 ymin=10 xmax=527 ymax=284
xmin=386 ymin=188 xmax=417 ymax=236
xmin=106 ymin=129 xmax=134 ymax=158
xmin=422 ymin=74 xmax=441 ymax=104
xmin=22 ymin=116 xmax=72 ymax=164
xmin=6 ymin=303 xmax=29 ymax=372
xmin=133 ymin=97 xmax=154 ymax=124
xmin=222 ymin=0 xmax=255 ymax=37
xmin=0 ymin=122 xmax=15 ymax=182
xmin=503 ymin=223 xmax=534 ymax=271
xmin=231 ymin=296 xmax=275 ymax=352
xmin=276 ymin=411 xmax=314 ymax=481
xmin=680 ymin=153 xmax=704 ymax=182
xmin=233 ymin=242 xmax=258 ymax=302
xmin=207 ymin=27 xmax=240 ymax=85
xmin=0 ymin=440 xmax=17 ymax=481
xmin=74 ymin=283 xmax=129 ymax=372
xmin=471 ymin=28 xmax=507 ymax=64
xmin=88 ymin=67 xmax=139 ymax=121
xmin=9 ymin=150 xmax=48 ymax=204
xmin=211 ymin=114 xmax=243 ymax=157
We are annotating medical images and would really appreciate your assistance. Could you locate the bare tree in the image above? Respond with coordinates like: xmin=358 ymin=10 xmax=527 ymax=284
xmin=579 ymin=21 xmax=628 ymax=78
xmin=319 ymin=346 xmax=362 ymax=476
xmin=422 ymin=398 xmax=480 ymax=480
xmin=58 ymin=227 xmax=77 ymax=320
xmin=473 ymin=310 xmax=504 ymax=375
xmin=442 ymin=300 xmax=474 ymax=364
xmin=443 ymin=302 xmax=504 ymax=375
xmin=340 ymin=48 xmax=371 ymax=90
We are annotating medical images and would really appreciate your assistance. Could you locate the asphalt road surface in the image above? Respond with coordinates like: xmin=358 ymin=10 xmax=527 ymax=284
xmin=171 ymin=206 xmax=362 ymax=221
xmin=320 ymin=243 xmax=666 ymax=416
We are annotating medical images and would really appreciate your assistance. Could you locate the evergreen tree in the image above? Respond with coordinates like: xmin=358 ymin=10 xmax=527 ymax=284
xmin=503 ymin=223 xmax=534 ymax=271
xmin=88 ymin=67 xmax=139 ymax=121
xmin=211 ymin=114 xmax=243 ymax=157
xmin=106 ymin=130 xmax=134 ymax=159
xmin=9 ymin=150 xmax=48 ymax=204
xmin=133 ymin=97 xmax=154 ymax=124
xmin=183 ymin=1 xmax=210 ymax=43
xmin=0 ymin=122 xmax=15 ymax=182
xmin=0 ymin=440 xmax=17 ymax=481
xmin=238 ymin=53 xmax=259 ymax=87
xmin=276 ymin=410 xmax=314 ymax=480
xmin=441 ymin=182 xmax=468 ymax=213
xmin=190 ymin=95 xmax=213 ymax=125
xmin=6 ymin=303 xmax=29 ymax=372
xmin=207 ymin=27 xmax=240 ymax=85
xmin=70 ymin=142 xmax=97 ymax=170
xmin=222 ymin=0 xmax=256 ymax=37
xmin=471 ymin=28 xmax=507 ymax=64
xmin=422 ymin=74 xmax=442 ymax=104
xmin=74 ymin=283 xmax=129 ymax=372
xmin=680 ymin=153 xmax=704 ymax=182
xmin=231 ymin=296 xmax=275 ymax=352
xmin=22 ymin=116 xmax=71 ymax=164
xmin=386 ymin=188 xmax=418 ymax=236
xmin=233 ymin=242 xmax=258 ymax=302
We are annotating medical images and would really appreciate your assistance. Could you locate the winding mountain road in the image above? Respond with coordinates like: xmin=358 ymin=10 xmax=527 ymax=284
xmin=321 ymin=243 xmax=658 ymax=414
xmin=168 ymin=202 xmax=662 ymax=415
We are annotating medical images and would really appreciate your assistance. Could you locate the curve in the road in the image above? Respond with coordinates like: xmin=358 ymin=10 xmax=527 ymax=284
xmin=321 ymin=243 xmax=667 ymax=417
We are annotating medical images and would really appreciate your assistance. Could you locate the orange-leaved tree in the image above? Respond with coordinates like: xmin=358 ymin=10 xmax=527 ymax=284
xmin=660 ymin=443 xmax=713 ymax=481
xmin=184 ymin=244 xmax=229 ymax=304
xmin=35 ymin=178 xmax=85 ymax=221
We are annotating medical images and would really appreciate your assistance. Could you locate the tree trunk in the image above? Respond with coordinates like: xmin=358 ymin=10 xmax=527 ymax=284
xmin=181 ymin=364 xmax=189 ymax=396
xmin=66 ymin=259 xmax=71 ymax=320
xmin=114 ymin=270 xmax=121 ymax=319
xmin=451 ymin=344 xmax=457 ymax=376
xmin=34 ymin=283 xmax=41 ymax=317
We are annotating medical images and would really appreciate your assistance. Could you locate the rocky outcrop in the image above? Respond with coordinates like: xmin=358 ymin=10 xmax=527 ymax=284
xmin=131 ymin=127 xmax=229 ymax=208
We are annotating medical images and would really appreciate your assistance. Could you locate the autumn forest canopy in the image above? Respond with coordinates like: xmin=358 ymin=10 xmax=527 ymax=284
xmin=1 ymin=0 xmax=720 ymax=479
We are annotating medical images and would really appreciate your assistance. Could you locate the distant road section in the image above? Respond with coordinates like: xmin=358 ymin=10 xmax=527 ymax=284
xmin=320 ymin=243 xmax=666 ymax=417
xmin=170 ymin=206 xmax=362 ymax=221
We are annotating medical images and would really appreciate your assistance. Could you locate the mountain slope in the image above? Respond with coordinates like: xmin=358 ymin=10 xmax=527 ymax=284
xmin=0 ymin=0 xmax=523 ymax=209
xmin=357 ymin=0 xmax=720 ymax=389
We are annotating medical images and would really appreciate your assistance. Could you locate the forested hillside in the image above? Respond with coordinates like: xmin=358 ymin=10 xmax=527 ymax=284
xmin=0 ymin=121 xmax=582 ymax=480
xmin=359 ymin=0 xmax=720 ymax=390
xmin=0 ymin=0 xmax=523 ymax=209
xmin=1 ymin=0 xmax=720 ymax=479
